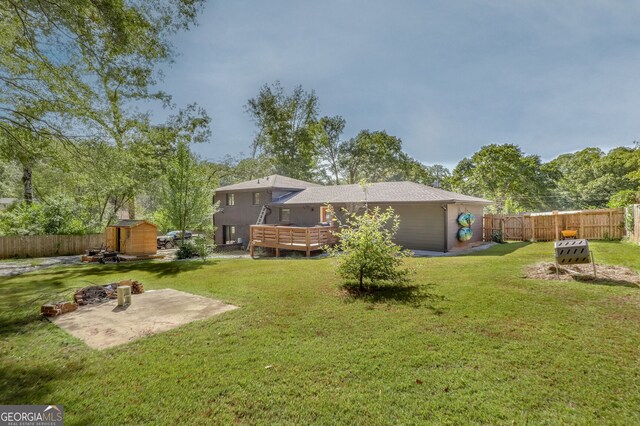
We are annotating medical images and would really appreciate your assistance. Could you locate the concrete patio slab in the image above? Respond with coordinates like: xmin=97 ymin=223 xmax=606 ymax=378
xmin=49 ymin=289 xmax=239 ymax=349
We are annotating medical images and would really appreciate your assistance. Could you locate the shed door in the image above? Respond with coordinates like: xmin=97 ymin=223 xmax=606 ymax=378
xmin=105 ymin=227 xmax=116 ymax=251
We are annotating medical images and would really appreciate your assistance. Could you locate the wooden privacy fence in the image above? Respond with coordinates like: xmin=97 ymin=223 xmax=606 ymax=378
xmin=629 ymin=204 xmax=640 ymax=244
xmin=483 ymin=208 xmax=625 ymax=242
xmin=0 ymin=234 xmax=104 ymax=259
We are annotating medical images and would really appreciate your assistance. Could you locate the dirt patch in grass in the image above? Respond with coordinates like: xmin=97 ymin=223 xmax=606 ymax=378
xmin=525 ymin=262 xmax=640 ymax=288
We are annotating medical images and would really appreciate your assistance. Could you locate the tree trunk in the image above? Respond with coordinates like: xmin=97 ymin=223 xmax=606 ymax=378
xmin=359 ymin=267 xmax=364 ymax=291
xmin=127 ymin=197 xmax=136 ymax=219
xmin=22 ymin=165 xmax=33 ymax=204
xmin=333 ymin=164 xmax=340 ymax=185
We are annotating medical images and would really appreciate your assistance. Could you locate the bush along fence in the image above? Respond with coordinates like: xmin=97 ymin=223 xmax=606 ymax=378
xmin=0 ymin=234 xmax=104 ymax=259
xmin=483 ymin=208 xmax=626 ymax=242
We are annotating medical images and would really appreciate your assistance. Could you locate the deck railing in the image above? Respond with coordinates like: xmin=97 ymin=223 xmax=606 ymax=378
xmin=249 ymin=225 xmax=338 ymax=257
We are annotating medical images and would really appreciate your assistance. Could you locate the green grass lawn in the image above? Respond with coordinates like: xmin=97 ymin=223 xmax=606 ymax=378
xmin=1 ymin=242 xmax=640 ymax=425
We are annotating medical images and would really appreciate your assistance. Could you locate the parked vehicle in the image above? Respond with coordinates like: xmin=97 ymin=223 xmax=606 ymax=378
xmin=167 ymin=230 xmax=193 ymax=240
xmin=156 ymin=235 xmax=175 ymax=249
xmin=157 ymin=231 xmax=193 ymax=249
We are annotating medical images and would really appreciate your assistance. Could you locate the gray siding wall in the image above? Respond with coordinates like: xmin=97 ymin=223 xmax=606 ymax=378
xmin=287 ymin=204 xmax=352 ymax=227
xmin=287 ymin=205 xmax=320 ymax=226
xmin=446 ymin=203 xmax=485 ymax=251
xmin=370 ymin=203 xmax=446 ymax=251
xmin=213 ymin=190 xmax=270 ymax=245
xmin=213 ymin=193 xmax=476 ymax=252
xmin=213 ymin=191 xmax=326 ymax=244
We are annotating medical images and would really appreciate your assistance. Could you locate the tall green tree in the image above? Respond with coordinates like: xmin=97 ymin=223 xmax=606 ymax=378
xmin=316 ymin=115 xmax=346 ymax=184
xmin=394 ymin=154 xmax=451 ymax=189
xmin=211 ymin=155 xmax=276 ymax=188
xmin=1 ymin=0 xmax=208 ymax=220
xmin=339 ymin=130 xmax=405 ymax=184
xmin=1 ymin=0 xmax=205 ymax=143
xmin=451 ymin=144 xmax=551 ymax=213
xmin=245 ymin=82 xmax=321 ymax=181
xmin=0 ymin=158 xmax=20 ymax=198
xmin=547 ymin=147 xmax=639 ymax=209
xmin=162 ymin=142 xmax=216 ymax=244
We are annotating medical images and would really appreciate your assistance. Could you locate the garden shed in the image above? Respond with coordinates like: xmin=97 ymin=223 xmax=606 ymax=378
xmin=105 ymin=220 xmax=158 ymax=256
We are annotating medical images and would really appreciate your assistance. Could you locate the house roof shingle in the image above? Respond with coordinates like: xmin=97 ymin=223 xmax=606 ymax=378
xmin=215 ymin=174 xmax=320 ymax=192
xmin=271 ymin=181 xmax=492 ymax=205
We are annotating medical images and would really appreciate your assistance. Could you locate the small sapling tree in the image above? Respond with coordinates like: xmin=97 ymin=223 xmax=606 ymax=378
xmin=327 ymin=206 xmax=413 ymax=290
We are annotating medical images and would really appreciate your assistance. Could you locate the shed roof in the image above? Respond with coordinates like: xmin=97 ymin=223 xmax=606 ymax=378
xmin=271 ymin=181 xmax=492 ymax=205
xmin=109 ymin=220 xmax=157 ymax=228
xmin=215 ymin=174 xmax=320 ymax=192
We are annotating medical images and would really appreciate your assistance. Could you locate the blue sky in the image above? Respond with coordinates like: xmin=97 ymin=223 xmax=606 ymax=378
xmin=157 ymin=0 xmax=640 ymax=169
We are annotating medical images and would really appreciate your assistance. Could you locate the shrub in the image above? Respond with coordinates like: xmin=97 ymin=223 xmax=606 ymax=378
xmin=193 ymin=236 xmax=214 ymax=261
xmin=491 ymin=230 xmax=505 ymax=244
xmin=0 ymin=199 xmax=99 ymax=236
xmin=326 ymin=206 xmax=413 ymax=290
xmin=176 ymin=241 xmax=198 ymax=259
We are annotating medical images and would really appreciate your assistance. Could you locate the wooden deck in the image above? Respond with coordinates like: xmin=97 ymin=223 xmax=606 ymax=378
xmin=250 ymin=225 xmax=338 ymax=257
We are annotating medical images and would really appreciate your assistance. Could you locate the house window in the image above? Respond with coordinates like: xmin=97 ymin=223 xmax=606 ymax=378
xmin=280 ymin=208 xmax=291 ymax=223
xmin=320 ymin=206 xmax=333 ymax=223
xmin=253 ymin=192 xmax=261 ymax=205
xmin=226 ymin=193 xmax=235 ymax=206
xmin=224 ymin=225 xmax=237 ymax=243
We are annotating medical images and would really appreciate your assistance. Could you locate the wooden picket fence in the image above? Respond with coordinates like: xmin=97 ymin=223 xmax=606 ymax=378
xmin=0 ymin=234 xmax=104 ymax=259
xmin=483 ymin=208 xmax=625 ymax=242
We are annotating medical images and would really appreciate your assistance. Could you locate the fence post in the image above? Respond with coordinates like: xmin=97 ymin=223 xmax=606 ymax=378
xmin=553 ymin=211 xmax=559 ymax=241
xmin=579 ymin=213 xmax=584 ymax=239
xmin=531 ymin=215 xmax=536 ymax=242
xmin=609 ymin=210 xmax=613 ymax=238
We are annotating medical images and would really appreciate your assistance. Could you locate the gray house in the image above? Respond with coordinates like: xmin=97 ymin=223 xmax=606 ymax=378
xmin=213 ymin=174 xmax=492 ymax=252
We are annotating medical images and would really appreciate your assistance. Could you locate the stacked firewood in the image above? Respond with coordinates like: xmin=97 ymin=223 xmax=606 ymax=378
xmin=41 ymin=301 xmax=78 ymax=317
xmin=116 ymin=279 xmax=144 ymax=294
xmin=131 ymin=280 xmax=144 ymax=294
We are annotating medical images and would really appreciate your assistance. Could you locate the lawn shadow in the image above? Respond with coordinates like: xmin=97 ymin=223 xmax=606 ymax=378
xmin=339 ymin=282 xmax=447 ymax=314
xmin=0 ymin=362 xmax=74 ymax=404
xmin=463 ymin=241 xmax=531 ymax=257
xmin=0 ymin=260 xmax=215 ymax=333
xmin=0 ymin=311 xmax=47 ymax=338
xmin=1 ymin=258 xmax=212 ymax=286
